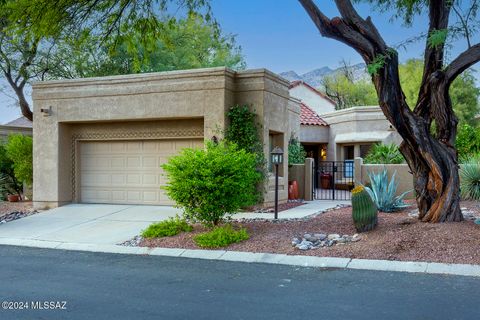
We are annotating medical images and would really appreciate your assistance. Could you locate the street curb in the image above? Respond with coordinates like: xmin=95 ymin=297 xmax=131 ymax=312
xmin=1 ymin=238 xmax=479 ymax=277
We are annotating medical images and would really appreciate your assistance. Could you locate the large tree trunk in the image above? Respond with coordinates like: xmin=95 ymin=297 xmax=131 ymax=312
xmin=298 ymin=0 xmax=467 ymax=222
xmin=373 ymin=55 xmax=463 ymax=222
xmin=14 ymin=85 xmax=33 ymax=121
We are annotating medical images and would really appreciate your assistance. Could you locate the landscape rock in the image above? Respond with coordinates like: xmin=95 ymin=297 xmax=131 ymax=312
xmin=292 ymin=232 xmax=360 ymax=250
xmin=327 ymin=234 xmax=340 ymax=240
xmin=314 ymin=233 xmax=327 ymax=241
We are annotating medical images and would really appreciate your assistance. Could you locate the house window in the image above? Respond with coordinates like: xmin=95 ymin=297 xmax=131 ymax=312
xmin=344 ymin=145 xmax=354 ymax=160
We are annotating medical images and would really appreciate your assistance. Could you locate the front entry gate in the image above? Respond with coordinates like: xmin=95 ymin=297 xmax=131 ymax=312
xmin=314 ymin=161 xmax=354 ymax=200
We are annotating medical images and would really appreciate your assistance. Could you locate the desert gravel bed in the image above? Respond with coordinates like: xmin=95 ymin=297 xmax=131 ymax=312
xmin=141 ymin=201 xmax=480 ymax=265
xmin=0 ymin=201 xmax=34 ymax=217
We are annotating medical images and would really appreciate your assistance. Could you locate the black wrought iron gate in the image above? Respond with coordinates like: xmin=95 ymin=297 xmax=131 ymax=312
xmin=314 ymin=161 xmax=354 ymax=200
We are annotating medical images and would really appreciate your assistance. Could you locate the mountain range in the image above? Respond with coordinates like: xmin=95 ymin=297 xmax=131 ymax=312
xmin=280 ymin=63 xmax=369 ymax=88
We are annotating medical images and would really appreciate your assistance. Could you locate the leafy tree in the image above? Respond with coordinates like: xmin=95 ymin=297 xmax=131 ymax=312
xmin=399 ymin=59 xmax=480 ymax=126
xmin=2 ymin=0 xmax=237 ymax=120
xmin=321 ymin=71 xmax=378 ymax=109
xmin=4 ymin=134 xmax=33 ymax=185
xmin=456 ymin=123 xmax=480 ymax=158
xmin=0 ymin=1 xmax=42 ymax=120
xmin=43 ymin=13 xmax=244 ymax=79
xmin=322 ymin=58 xmax=480 ymax=123
xmin=299 ymin=0 xmax=480 ymax=222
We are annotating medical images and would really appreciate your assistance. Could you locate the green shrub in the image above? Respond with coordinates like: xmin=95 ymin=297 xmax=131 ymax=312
xmin=141 ymin=216 xmax=193 ymax=238
xmin=456 ymin=124 xmax=480 ymax=158
xmin=4 ymin=134 xmax=33 ymax=185
xmin=194 ymin=224 xmax=249 ymax=248
xmin=225 ymin=105 xmax=266 ymax=172
xmin=364 ymin=143 xmax=405 ymax=164
xmin=288 ymin=134 xmax=306 ymax=165
xmin=0 ymin=145 xmax=22 ymax=200
xmin=162 ymin=141 xmax=262 ymax=226
xmin=364 ymin=169 xmax=411 ymax=212
xmin=460 ymin=154 xmax=480 ymax=200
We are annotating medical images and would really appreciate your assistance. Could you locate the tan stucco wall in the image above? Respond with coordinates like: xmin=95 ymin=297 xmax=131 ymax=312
xmin=289 ymin=84 xmax=335 ymax=114
xmin=299 ymin=125 xmax=329 ymax=144
xmin=33 ymin=67 xmax=294 ymax=209
xmin=354 ymin=157 xmax=414 ymax=199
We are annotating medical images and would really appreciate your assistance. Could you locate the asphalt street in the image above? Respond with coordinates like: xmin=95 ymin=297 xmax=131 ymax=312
xmin=0 ymin=245 xmax=478 ymax=320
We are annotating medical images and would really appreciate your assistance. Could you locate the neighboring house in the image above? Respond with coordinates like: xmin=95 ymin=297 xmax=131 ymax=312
xmin=290 ymin=82 xmax=402 ymax=163
xmin=0 ymin=116 xmax=33 ymax=141
xmin=32 ymin=68 xmax=299 ymax=209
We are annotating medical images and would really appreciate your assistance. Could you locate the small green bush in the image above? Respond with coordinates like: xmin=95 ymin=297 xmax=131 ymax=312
xmin=364 ymin=143 xmax=405 ymax=164
xmin=460 ymin=154 xmax=480 ymax=201
xmin=288 ymin=134 xmax=306 ymax=165
xmin=162 ymin=141 xmax=262 ymax=226
xmin=141 ymin=216 xmax=193 ymax=238
xmin=456 ymin=124 xmax=480 ymax=158
xmin=0 ymin=144 xmax=22 ymax=200
xmin=194 ymin=224 xmax=249 ymax=248
xmin=4 ymin=134 xmax=33 ymax=185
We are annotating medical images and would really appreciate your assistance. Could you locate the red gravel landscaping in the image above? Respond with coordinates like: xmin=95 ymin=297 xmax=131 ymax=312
xmin=141 ymin=200 xmax=480 ymax=265
xmin=0 ymin=201 xmax=34 ymax=217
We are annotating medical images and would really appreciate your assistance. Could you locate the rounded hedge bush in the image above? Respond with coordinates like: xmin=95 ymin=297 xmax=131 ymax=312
xmin=162 ymin=141 xmax=262 ymax=226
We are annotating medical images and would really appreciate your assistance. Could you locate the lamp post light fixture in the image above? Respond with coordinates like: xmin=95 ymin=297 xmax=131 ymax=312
xmin=270 ymin=146 xmax=284 ymax=219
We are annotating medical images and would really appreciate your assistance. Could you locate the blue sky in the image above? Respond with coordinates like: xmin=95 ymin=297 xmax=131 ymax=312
xmin=210 ymin=0 xmax=432 ymax=74
xmin=0 ymin=0 xmax=475 ymax=123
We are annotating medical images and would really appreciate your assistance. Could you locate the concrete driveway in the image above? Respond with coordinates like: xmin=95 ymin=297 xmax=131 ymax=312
xmin=0 ymin=204 xmax=181 ymax=245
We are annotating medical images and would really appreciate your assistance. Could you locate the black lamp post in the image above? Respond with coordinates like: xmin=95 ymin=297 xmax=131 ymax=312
xmin=271 ymin=146 xmax=284 ymax=220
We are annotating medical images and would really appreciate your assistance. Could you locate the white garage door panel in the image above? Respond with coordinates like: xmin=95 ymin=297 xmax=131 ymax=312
xmin=80 ymin=139 xmax=203 ymax=205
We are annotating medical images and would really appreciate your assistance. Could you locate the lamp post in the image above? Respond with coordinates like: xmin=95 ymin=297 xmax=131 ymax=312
xmin=271 ymin=146 xmax=284 ymax=220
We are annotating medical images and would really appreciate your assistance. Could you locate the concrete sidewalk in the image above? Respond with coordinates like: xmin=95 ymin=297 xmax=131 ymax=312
xmin=0 ymin=204 xmax=182 ymax=245
xmin=0 ymin=201 xmax=347 ymax=245
xmin=234 ymin=200 xmax=350 ymax=220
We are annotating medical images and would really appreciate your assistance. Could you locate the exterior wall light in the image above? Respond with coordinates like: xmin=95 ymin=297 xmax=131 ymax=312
xmin=270 ymin=146 xmax=284 ymax=219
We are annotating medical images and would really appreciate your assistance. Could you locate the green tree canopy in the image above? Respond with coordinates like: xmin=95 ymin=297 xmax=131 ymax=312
xmin=321 ymin=59 xmax=479 ymax=125
xmin=321 ymin=71 xmax=378 ymax=109
xmin=399 ymin=59 xmax=480 ymax=126
xmin=43 ymin=13 xmax=244 ymax=79
xmin=1 ymin=0 xmax=244 ymax=120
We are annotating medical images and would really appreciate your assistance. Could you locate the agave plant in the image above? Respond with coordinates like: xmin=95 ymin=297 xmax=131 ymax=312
xmin=460 ymin=154 xmax=480 ymax=201
xmin=364 ymin=169 xmax=411 ymax=213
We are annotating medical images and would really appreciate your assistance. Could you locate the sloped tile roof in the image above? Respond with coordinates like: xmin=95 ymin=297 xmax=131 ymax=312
xmin=300 ymin=103 xmax=329 ymax=126
xmin=4 ymin=116 xmax=32 ymax=128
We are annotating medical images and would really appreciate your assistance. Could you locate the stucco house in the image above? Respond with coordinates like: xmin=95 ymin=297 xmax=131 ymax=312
xmin=32 ymin=68 xmax=300 ymax=209
xmin=32 ymin=67 xmax=401 ymax=210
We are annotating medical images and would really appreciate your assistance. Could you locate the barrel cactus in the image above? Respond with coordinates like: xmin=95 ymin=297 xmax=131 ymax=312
xmin=351 ymin=185 xmax=378 ymax=232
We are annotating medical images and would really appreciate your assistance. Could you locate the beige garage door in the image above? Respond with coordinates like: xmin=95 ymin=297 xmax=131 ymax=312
xmin=79 ymin=139 xmax=203 ymax=205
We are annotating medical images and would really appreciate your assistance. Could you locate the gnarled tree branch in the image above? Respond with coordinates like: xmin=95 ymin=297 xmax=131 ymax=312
xmin=445 ymin=43 xmax=480 ymax=85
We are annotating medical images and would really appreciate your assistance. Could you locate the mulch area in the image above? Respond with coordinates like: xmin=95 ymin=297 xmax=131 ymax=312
xmin=0 ymin=201 xmax=35 ymax=220
xmin=141 ymin=200 xmax=480 ymax=265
